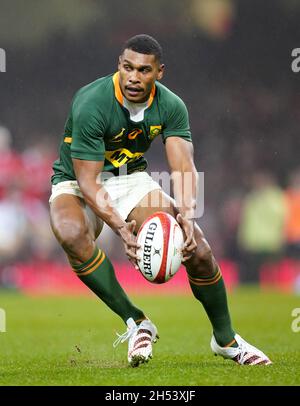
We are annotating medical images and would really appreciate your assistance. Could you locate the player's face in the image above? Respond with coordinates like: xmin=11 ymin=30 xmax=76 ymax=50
xmin=118 ymin=49 xmax=164 ymax=103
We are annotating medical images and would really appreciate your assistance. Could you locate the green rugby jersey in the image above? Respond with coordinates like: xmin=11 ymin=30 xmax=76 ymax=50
xmin=52 ymin=72 xmax=192 ymax=184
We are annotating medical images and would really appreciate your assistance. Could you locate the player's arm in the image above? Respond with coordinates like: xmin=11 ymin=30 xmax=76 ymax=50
xmin=163 ymin=94 xmax=197 ymax=261
xmin=72 ymin=158 xmax=125 ymax=230
xmin=165 ymin=137 xmax=198 ymax=220
xmin=165 ymin=137 xmax=198 ymax=261
xmin=70 ymin=98 xmax=140 ymax=266
xmin=72 ymin=158 xmax=140 ymax=268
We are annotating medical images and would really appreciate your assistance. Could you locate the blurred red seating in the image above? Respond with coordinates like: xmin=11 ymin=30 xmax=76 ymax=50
xmin=260 ymin=258 xmax=300 ymax=293
xmin=8 ymin=258 xmax=240 ymax=296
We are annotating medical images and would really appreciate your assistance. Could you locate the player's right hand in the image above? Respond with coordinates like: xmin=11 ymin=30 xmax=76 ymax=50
xmin=118 ymin=220 xmax=141 ymax=270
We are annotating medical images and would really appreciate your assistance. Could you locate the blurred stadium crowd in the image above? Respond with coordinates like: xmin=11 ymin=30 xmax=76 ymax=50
xmin=0 ymin=0 xmax=300 ymax=289
xmin=1 ymin=119 xmax=300 ymax=289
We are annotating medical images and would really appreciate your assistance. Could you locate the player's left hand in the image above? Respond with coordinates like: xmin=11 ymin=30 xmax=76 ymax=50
xmin=176 ymin=213 xmax=197 ymax=262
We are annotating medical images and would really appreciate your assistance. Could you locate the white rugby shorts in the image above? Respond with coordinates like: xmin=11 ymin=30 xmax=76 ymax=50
xmin=49 ymin=171 xmax=161 ymax=220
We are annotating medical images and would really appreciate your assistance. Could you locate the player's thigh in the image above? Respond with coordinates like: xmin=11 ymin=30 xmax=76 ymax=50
xmin=50 ymin=194 xmax=103 ymax=252
xmin=127 ymin=189 xmax=178 ymax=232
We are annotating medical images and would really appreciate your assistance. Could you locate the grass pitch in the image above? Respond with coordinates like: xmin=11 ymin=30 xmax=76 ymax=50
xmin=0 ymin=287 xmax=299 ymax=386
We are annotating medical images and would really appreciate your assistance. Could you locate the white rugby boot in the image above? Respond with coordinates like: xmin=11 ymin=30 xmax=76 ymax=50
xmin=113 ymin=318 xmax=158 ymax=367
xmin=211 ymin=334 xmax=272 ymax=365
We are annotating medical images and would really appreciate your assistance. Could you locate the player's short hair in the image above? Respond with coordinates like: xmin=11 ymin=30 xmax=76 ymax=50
xmin=122 ymin=34 xmax=163 ymax=62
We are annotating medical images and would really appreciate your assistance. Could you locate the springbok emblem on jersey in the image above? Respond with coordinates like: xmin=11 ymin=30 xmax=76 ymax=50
xmin=111 ymin=128 xmax=126 ymax=142
xmin=149 ymin=125 xmax=162 ymax=140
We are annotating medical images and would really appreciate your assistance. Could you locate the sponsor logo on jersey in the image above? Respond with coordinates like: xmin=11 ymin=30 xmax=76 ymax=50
xmin=149 ymin=125 xmax=162 ymax=140
xmin=111 ymin=128 xmax=126 ymax=142
xmin=105 ymin=148 xmax=144 ymax=168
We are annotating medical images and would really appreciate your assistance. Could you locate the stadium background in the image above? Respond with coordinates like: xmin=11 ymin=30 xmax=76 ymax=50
xmin=0 ymin=0 xmax=300 ymax=295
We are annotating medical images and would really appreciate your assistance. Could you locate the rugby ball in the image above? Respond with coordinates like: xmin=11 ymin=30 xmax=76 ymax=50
xmin=136 ymin=212 xmax=184 ymax=284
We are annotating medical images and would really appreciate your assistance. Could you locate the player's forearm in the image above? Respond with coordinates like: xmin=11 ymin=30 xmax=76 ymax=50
xmin=79 ymin=180 xmax=126 ymax=232
xmin=171 ymin=164 xmax=198 ymax=220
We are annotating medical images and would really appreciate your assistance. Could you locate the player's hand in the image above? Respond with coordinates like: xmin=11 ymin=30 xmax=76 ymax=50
xmin=118 ymin=220 xmax=141 ymax=270
xmin=176 ymin=213 xmax=197 ymax=262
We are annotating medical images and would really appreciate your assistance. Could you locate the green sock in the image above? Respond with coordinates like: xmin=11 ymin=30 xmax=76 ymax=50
xmin=71 ymin=247 xmax=145 ymax=324
xmin=188 ymin=266 xmax=237 ymax=347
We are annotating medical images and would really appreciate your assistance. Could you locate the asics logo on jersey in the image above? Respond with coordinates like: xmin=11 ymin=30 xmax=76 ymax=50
xmin=111 ymin=128 xmax=143 ymax=142
xmin=111 ymin=128 xmax=126 ymax=142
xmin=128 ymin=129 xmax=143 ymax=140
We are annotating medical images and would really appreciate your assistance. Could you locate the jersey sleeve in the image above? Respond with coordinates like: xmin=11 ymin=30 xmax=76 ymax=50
xmin=70 ymin=101 xmax=106 ymax=161
xmin=162 ymin=96 xmax=192 ymax=143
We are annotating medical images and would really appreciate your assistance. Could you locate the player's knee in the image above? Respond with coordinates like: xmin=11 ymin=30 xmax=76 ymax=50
xmin=184 ymin=239 xmax=215 ymax=278
xmin=187 ymin=238 xmax=212 ymax=268
xmin=197 ymin=239 xmax=213 ymax=263
xmin=54 ymin=219 xmax=90 ymax=254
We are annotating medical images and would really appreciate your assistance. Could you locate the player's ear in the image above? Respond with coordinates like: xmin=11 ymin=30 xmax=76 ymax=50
xmin=118 ymin=56 xmax=122 ymax=70
xmin=157 ymin=64 xmax=165 ymax=81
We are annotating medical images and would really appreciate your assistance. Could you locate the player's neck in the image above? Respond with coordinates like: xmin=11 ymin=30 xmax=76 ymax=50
xmin=123 ymin=96 xmax=149 ymax=107
xmin=123 ymin=97 xmax=149 ymax=122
